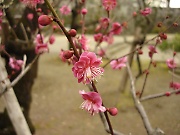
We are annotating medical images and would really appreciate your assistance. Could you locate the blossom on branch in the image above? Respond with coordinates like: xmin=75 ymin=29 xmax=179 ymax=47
xmin=59 ymin=5 xmax=71 ymax=15
xmin=166 ymin=58 xmax=176 ymax=69
xmin=72 ymin=52 xmax=104 ymax=84
xmin=140 ymin=8 xmax=152 ymax=16
xmin=79 ymin=90 xmax=106 ymax=115
xmin=110 ymin=22 xmax=122 ymax=35
xmin=110 ymin=57 xmax=127 ymax=70
xmin=20 ymin=0 xmax=44 ymax=8
xmin=9 ymin=58 xmax=24 ymax=71
xmin=102 ymin=0 xmax=117 ymax=11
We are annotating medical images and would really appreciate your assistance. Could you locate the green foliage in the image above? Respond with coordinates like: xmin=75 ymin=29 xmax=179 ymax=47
xmin=159 ymin=34 xmax=180 ymax=52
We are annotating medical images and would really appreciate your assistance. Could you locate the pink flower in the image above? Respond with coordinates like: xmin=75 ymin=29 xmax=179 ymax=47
xmin=102 ymin=0 xmax=117 ymax=11
xmin=35 ymin=43 xmax=49 ymax=54
xmin=94 ymin=33 xmax=103 ymax=43
xmin=111 ymin=22 xmax=122 ymax=35
xmin=9 ymin=58 xmax=23 ymax=71
xmin=59 ymin=49 xmax=67 ymax=62
xmin=81 ymin=8 xmax=88 ymax=15
xmin=49 ymin=35 xmax=55 ymax=44
xmin=148 ymin=45 xmax=157 ymax=58
xmin=140 ymin=8 xmax=152 ymax=16
xmin=72 ymin=52 xmax=104 ymax=84
xmin=79 ymin=90 xmax=106 ymax=115
xmin=110 ymin=57 xmax=127 ymax=70
xmin=35 ymin=34 xmax=44 ymax=44
xmin=98 ymin=49 xmax=106 ymax=57
xmin=166 ymin=58 xmax=176 ymax=69
xmin=20 ymin=0 xmax=44 ymax=8
xmin=27 ymin=13 xmax=34 ymax=20
xmin=103 ymin=33 xmax=114 ymax=44
xmin=79 ymin=35 xmax=89 ymax=51
xmin=170 ymin=82 xmax=180 ymax=90
xmin=99 ymin=17 xmax=110 ymax=29
xmin=59 ymin=5 xmax=71 ymax=15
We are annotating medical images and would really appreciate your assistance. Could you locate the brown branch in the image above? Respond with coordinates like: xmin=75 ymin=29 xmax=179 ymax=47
xmin=140 ymin=89 xmax=180 ymax=102
xmin=126 ymin=63 xmax=164 ymax=135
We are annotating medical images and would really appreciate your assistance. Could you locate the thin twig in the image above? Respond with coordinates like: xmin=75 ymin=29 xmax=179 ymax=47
xmin=0 ymin=55 xmax=39 ymax=96
xmin=140 ymin=89 xmax=180 ymax=102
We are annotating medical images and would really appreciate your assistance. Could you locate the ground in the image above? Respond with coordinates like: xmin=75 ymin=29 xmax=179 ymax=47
xmin=1 ymin=35 xmax=180 ymax=135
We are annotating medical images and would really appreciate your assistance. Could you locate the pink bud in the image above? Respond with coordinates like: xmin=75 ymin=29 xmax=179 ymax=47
xmin=81 ymin=8 xmax=88 ymax=15
xmin=63 ymin=50 xmax=74 ymax=59
xmin=49 ymin=35 xmax=55 ymax=44
xmin=165 ymin=92 xmax=171 ymax=97
xmin=107 ymin=107 xmax=118 ymax=116
xmin=27 ymin=13 xmax=34 ymax=20
xmin=38 ymin=15 xmax=53 ymax=26
xmin=69 ymin=29 xmax=77 ymax=37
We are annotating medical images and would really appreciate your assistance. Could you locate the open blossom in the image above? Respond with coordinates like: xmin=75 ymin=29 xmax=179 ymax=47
xmin=99 ymin=17 xmax=110 ymax=29
xmin=110 ymin=57 xmax=127 ymax=70
xmin=9 ymin=58 xmax=23 ymax=71
xmin=111 ymin=22 xmax=122 ymax=35
xmin=166 ymin=58 xmax=176 ymax=69
xmin=72 ymin=52 xmax=104 ymax=84
xmin=59 ymin=5 xmax=71 ymax=15
xmin=20 ymin=0 xmax=44 ymax=8
xmin=148 ymin=45 xmax=157 ymax=58
xmin=79 ymin=90 xmax=106 ymax=115
xmin=102 ymin=0 xmax=117 ymax=11
xmin=140 ymin=8 xmax=152 ymax=16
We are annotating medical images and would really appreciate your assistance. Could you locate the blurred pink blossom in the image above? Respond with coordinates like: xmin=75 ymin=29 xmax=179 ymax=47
xmin=49 ymin=35 xmax=55 ymax=44
xmin=166 ymin=58 xmax=176 ymax=69
xmin=20 ymin=0 xmax=44 ymax=8
xmin=79 ymin=35 xmax=89 ymax=51
xmin=72 ymin=52 xmax=104 ymax=84
xmin=99 ymin=17 xmax=110 ymax=29
xmin=140 ymin=8 xmax=152 ymax=16
xmin=111 ymin=22 xmax=122 ymax=35
xmin=9 ymin=58 xmax=23 ymax=71
xmin=148 ymin=45 xmax=157 ymax=58
xmin=102 ymin=0 xmax=117 ymax=11
xmin=98 ymin=49 xmax=106 ymax=57
xmin=79 ymin=90 xmax=106 ymax=115
xmin=94 ymin=33 xmax=103 ymax=43
xmin=103 ymin=33 xmax=114 ymax=44
xmin=59 ymin=5 xmax=71 ymax=15
xmin=35 ymin=43 xmax=49 ymax=54
xmin=27 ymin=13 xmax=34 ymax=20
xmin=110 ymin=57 xmax=127 ymax=70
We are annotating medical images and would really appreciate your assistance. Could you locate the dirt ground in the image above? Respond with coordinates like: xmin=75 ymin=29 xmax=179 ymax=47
xmin=1 ymin=35 xmax=180 ymax=135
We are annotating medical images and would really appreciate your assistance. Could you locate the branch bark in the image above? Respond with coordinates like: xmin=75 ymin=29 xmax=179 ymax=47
xmin=0 ymin=56 xmax=31 ymax=135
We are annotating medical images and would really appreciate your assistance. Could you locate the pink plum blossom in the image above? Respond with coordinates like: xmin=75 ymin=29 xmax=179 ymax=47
xmin=59 ymin=49 xmax=67 ymax=62
xmin=111 ymin=22 xmax=122 ymax=35
xmin=72 ymin=52 xmax=104 ymax=84
xmin=81 ymin=8 xmax=88 ymax=15
xmin=20 ymin=0 xmax=44 ymax=8
xmin=79 ymin=35 xmax=89 ymax=51
xmin=27 ymin=13 xmax=34 ymax=20
xmin=170 ymin=82 xmax=180 ymax=90
xmin=99 ymin=17 xmax=110 ymax=29
xmin=102 ymin=0 xmax=117 ymax=11
xmin=98 ymin=49 xmax=106 ymax=57
xmin=35 ymin=43 xmax=49 ymax=54
xmin=49 ymin=35 xmax=55 ymax=44
xmin=166 ymin=58 xmax=176 ymax=69
xmin=140 ymin=8 xmax=152 ymax=16
xmin=94 ymin=33 xmax=103 ymax=43
xmin=148 ymin=45 xmax=157 ymax=58
xmin=59 ymin=5 xmax=71 ymax=15
xmin=110 ymin=57 xmax=127 ymax=70
xmin=9 ymin=58 xmax=23 ymax=71
xmin=79 ymin=90 xmax=106 ymax=115
xmin=103 ymin=33 xmax=114 ymax=44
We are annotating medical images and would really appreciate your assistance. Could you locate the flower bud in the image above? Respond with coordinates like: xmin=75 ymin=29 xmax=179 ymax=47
xmin=81 ymin=8 xmax=88 ymax=15
xmin=107 ymin=107 xmax=118 ymax=116
xmin=165 ymin=92 xmax=171 ymax=97
xmin=63 ymin=50 xmax=74 ymax=59
xmin=69 ymin=29 xmax=77 ymax=37
xmin=38 ymin=15 xmax=53 ymax=26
